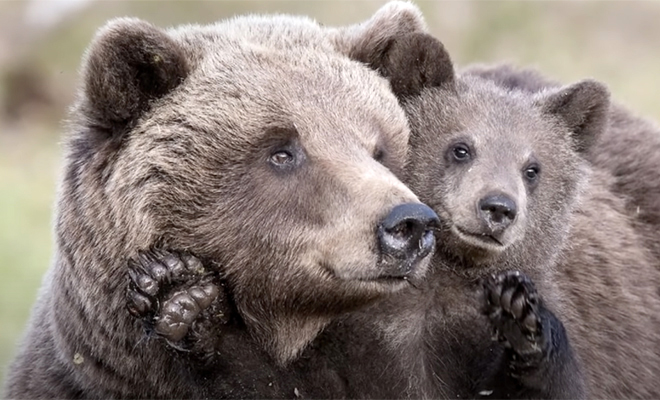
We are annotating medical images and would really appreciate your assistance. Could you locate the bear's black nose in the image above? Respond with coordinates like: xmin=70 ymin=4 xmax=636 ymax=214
xmin=478 ymin=193 xmax=517 ymax=233
xmin=378 ymin=203 xmax=439 ymax=277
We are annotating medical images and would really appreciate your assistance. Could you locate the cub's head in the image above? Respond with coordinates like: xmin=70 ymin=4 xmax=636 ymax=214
xmin=351 ymin=31 xmax=610 ymax=272
xmin=64 ymin=13 xmax=438 ymax=362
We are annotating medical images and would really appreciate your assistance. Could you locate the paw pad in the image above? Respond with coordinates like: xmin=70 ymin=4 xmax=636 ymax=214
xmin=126 ymin=250 xmax=220 ymax=342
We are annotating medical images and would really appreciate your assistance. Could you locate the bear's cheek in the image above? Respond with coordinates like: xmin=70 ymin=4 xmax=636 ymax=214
xmin=308 ymin=220 xmax=380 ymax=280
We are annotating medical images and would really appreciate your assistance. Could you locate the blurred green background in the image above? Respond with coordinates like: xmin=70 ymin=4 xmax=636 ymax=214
xmin=1 ymin=0 xmax=659 ymax=385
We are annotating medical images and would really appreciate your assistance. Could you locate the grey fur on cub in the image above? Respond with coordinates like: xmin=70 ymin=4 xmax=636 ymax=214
xmin=362 ymin=30 xmax=660 ymax=399
xmin=465 ymin=62 xmax=660 ymax=270
xmin=463 ymin=62 xmax=660 ymax=399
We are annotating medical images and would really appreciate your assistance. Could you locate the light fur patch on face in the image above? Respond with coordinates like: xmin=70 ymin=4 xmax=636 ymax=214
xmin=313 ymin=158 xmax=420 ymax=281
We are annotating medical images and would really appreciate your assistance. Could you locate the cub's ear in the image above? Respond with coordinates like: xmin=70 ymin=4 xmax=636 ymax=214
xmin=364 ymin=32 xmax=455 ymax=99
xmin=338 ymin=1 xmax=454 ymax=99
xmin=537 ymin=80 xmax=610 ymax=154
xmin=80 ymin=18 xmax=189 ymax=134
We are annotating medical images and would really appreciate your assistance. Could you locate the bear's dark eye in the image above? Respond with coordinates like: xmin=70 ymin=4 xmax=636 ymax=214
xmin=524 ymin=164 xmax=540 ymax=183
xmin=269 ymin=150 xmax=294 ymax=166
xmin=451 ymin=143 xmax=471 ymax=162
xmin=373 ymin=148 xmax=385 ymax=163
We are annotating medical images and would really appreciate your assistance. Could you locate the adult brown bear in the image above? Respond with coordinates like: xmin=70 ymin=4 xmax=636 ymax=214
xmin=3 ymin=6 xmax=442 ymax=399
xmin=121 ymin=4 xmax=591 ymax=399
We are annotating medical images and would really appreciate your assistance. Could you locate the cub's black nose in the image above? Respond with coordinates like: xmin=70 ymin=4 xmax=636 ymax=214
xmin=378 ymin=203 xmax=439 ymax=277
xmin=478 ymin=193 xmax=517 ymax=233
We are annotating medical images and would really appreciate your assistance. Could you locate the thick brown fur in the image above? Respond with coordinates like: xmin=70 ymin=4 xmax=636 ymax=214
xmin=114 ymin=9 xmax=660 ymax=400
xmin=373 ymin=36 xmax=660 ymax=399
xmin=3 ymin=6 xmax=442 ymax=399
xmin=124 ymin=5 xmax=599 ymax=399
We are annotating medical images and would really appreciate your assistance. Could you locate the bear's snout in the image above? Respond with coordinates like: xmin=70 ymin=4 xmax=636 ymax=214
xmin=377 ymin=203 xmax=439 ymax=277
xmin=477 ymin=193 xmax=517 ymax=235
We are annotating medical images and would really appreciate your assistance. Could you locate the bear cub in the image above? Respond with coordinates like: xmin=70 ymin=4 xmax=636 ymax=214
xmin=463 ymin=62 xmax=660 ymax=271
xmin=362 ymin=31 xmax=660 ymax=399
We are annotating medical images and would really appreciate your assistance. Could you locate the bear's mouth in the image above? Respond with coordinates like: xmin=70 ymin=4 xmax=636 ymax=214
xmin=320 ymin=262 xmax=412 ymax=289
xmin=355 ymin=274 xmax=419 ymax=293
xmin=452 ymin=225 xmax=505 ymax=251
xmin=357 ymin=274 xmax=415 ymax=284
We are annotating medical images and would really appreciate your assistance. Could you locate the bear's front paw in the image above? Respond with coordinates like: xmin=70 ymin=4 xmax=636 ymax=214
xmin=479 ymin=272 xmax=585 ymax=399
xmin=127 ymin=250 xmax=221 ymax=342
xmin=481 ymin=271 xmax=547 ymax=366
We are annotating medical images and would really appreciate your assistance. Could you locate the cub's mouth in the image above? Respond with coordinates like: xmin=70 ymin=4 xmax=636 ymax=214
xmin=452 ymin=225 xmax=505 ymax=252
xmin=354 ymin=272 xmax=425 ymax=294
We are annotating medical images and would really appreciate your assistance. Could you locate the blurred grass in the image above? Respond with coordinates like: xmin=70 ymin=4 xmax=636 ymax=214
xmin=1 ymin=0 xmax=660 ymax=386
xmin=0 ymin=125 xmax=59 ymax=382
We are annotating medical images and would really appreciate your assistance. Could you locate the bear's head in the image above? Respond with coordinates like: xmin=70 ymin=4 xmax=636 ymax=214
xmin=60 ymin=12 xmax=439 ymax=363
xmin=351 ymin=31 xmax=610 ymax=275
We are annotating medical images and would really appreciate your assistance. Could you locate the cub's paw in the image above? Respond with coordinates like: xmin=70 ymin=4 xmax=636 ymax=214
xmin=480 ymin=271 xmax=585 ymax=397
xmin=481 ymin=271 xmax=546 ymax=364
xmin=127 ymin=250 xmax=221 ymax=342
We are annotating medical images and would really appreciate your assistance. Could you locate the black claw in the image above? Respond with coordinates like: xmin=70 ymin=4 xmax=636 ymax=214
xmin=489 ymin=285 xmax=501 ymax=306
xmin=500 ymin=287 xmax=515 ymax=312
xmin=523 ymin=313 xmax=538 ymax=332
xmin=511 ymin=291 xmax=525 ymax=319
xmin=481 ymin=270 xmax=546 ymax=359
xmin=127 ymin=290 xmax=153 ymax=317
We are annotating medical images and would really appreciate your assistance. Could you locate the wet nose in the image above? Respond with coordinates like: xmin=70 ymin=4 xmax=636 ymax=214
xmin=478 ymin=193 xmax=517 ymax=232
xmin=378 ymin=203 xmax=439 ymax=276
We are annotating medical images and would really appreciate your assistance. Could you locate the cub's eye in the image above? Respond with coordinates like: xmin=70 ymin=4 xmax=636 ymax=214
xmin=373 ymin=148 xmax=385 ymax=163
xmin=451 ymin=143 xmax=471 ymax=162
xmin=269 ymin=150 xmax=294 ymax=166
xmin=524 ymin=164 xmax=540 ymax=182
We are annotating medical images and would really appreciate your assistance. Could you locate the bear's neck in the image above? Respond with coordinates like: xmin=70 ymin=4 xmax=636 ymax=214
xmin=241 ymin=306 xmax=331 ymax=365
xmin=42 ymin=157 xmax=179 ymax=395
xmin=237 ymin=283 xmax=392 ymax=365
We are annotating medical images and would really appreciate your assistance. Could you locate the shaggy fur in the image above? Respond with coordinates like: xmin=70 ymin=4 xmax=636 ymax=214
xmin=463 ymin=62 xmax=660 ymax=398
xmin=3 ymin=6 xmax=441 ymax=398
xmin=465 ymin=63 xmax=660 ymax=268
xmin=365 ymin=33 xmax=660 ymax=399
xmin=121 ymin=8 xmax=660 ymax=399
xmin=122 ymin=5 xmax=598 ymax=399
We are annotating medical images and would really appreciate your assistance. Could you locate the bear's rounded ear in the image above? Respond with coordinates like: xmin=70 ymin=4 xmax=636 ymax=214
xmin=367 ymin=32 xmax=455 ymax=99
xmin=80 ymin=18 xmax=189 ymax=133
xmin=339 ymin=1 xmax=455 ymax=99
xmin=339 ymin=1 xmax=427 ymax=59
xmin=537 ymin=80 xmax=610 ymax=154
